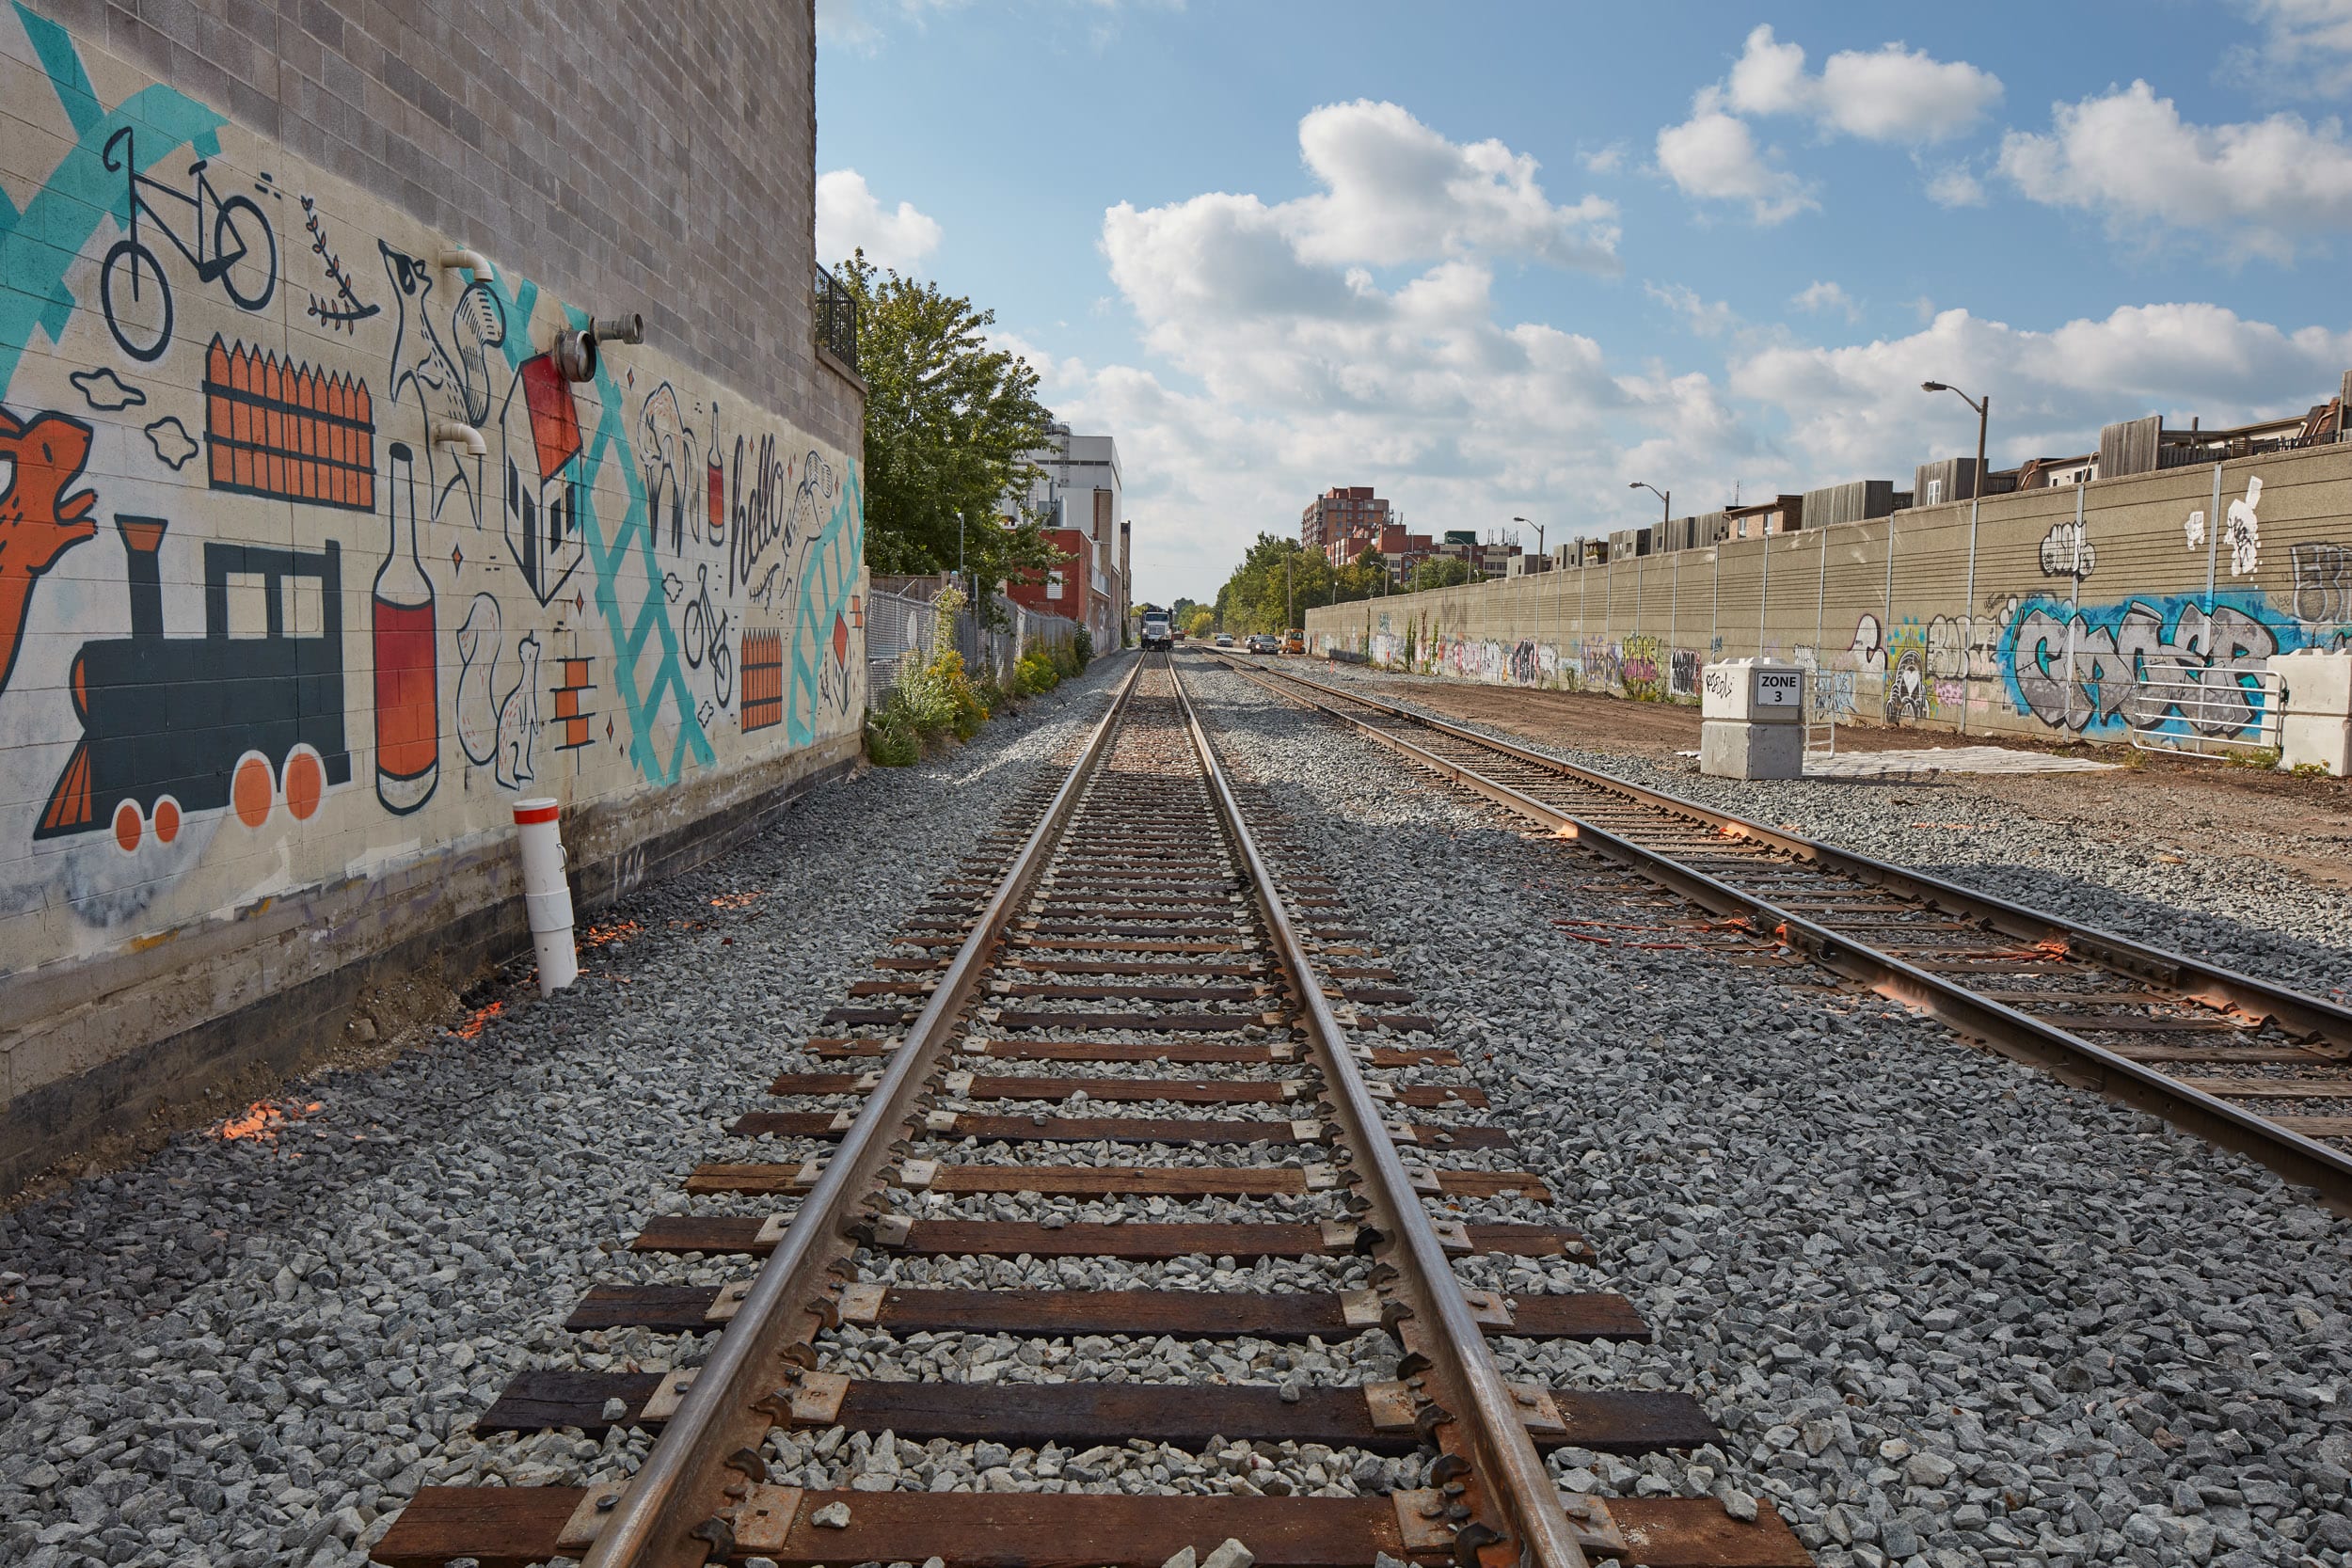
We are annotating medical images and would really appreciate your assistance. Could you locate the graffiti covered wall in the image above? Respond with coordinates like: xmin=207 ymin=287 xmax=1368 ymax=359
xmin=1310 ymin=440 xmax=2352 ymax=752
xmin=0 ymin=6 xmax=864 ymax=1180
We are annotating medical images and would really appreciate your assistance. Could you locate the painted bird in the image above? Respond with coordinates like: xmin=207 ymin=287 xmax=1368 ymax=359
xmin=379 ymin=241 xmax=505 ymax=428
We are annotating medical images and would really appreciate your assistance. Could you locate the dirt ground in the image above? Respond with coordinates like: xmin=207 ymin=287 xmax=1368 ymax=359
xmin=1338 ymin=666 xmax=2352 ymax=894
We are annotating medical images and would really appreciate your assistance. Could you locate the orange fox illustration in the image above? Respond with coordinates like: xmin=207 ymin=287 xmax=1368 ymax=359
xmin=0 ymin=407 xmax=99 ymax=697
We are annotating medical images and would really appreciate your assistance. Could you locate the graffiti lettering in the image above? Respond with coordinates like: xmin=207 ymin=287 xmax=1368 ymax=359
xmin=2039 ymin=521 xmax=2095 ymax=581
xmin=1670 ymin=648 xmax=1700 ymax=698
xmin=2225 ymin=476 xmax=2264 ymax=578
xmin=2006 ymin=595 xmax=2280 ymax=738
xmin=2292 ymin=543 xmax=2351 ymax=625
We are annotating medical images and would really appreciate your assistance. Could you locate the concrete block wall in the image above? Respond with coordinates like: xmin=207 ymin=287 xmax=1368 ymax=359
xmin=0 ymin=1 xmax=866 ymax=1193
xmin=1310 ymin=442 xmax=2352 ymax=749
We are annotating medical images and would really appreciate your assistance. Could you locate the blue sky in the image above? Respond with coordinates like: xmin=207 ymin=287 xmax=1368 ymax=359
xmin=815 ymin=0 xmax=2352 ymax=602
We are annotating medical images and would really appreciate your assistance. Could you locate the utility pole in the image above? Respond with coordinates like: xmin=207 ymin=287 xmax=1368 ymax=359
xmin=1629 ymin=482 xmax=1670 ymax=545
xmin=1921 ymin=381 xmax=1991 ymax=499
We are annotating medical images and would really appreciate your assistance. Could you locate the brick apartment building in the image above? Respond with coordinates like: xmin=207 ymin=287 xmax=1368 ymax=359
xmin=1303 ymin=486 xmax=1392 ymax=558
xmin=1002 ymin=424 xmax=1129 ymax=650
xmin=1305 ymin=486 xmax=1444 ymax=579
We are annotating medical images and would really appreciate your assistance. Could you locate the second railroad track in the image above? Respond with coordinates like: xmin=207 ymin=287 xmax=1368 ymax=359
xmin=1213 ymin=652 xmax=2352 ymax=1210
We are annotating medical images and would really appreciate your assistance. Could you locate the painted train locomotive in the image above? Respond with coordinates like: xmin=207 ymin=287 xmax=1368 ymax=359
xmin=37 ymin=515 xmax=352 ymax=851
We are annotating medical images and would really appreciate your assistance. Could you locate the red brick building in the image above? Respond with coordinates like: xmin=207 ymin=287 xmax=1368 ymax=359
xmin=1302 ymin=486 xmax=1391 ymax=557
xmin=1001 ymin=426 xmax=1126 ymax=648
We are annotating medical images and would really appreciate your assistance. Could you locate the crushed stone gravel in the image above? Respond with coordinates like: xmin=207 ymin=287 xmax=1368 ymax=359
xmin=1295 ymin=657 xmax=2352 ymax=1003
xmin=0 ymin=658 xmax=1128 ymax=1568
xmin=1186 ymin=654 xmax=2352 ymax=1568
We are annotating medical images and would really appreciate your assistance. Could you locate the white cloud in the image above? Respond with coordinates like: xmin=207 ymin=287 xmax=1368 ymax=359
xmin=1924 ymin=166 xmax=1986 ymax=207
xmin=1790 ymin=280 xmax=1862 ymax=323
xmin=1279 ymin=101 xmax=1620 ymax=272
xmin=1655 ymin=109 xmax=1817 ymax=225
xmin=816 ymin=168 xmax=944 ymax=273
xmin=1997 ymin=81 xmax=2352 ymax=259
xmin=1731 ymin=301 xmax=2352 ymax=479
xmin=1660 ymin=25 xmax=1997 ymax=223
xmin=1581 ymin=143 xmax=1628 ymax=175
xmin=2226 ymin=0 xmax=2352 ymax=98
xmin=1058 ymin=108 xmax=1756 ymax=597
xmin=1724 ymin=24 xmax=2002 ymax=143
xmin=1647 ymin=282 xmax=1739 ymax=338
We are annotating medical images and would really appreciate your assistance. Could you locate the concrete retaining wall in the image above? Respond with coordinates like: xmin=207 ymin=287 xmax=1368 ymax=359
xmin=1309 ymin=442 xmax=2351 ymax=748
xmin=0 ymin=2 xmax=865 ymax=1192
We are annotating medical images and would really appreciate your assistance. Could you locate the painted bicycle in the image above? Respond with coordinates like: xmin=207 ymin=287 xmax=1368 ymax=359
xmin=99 ymin=124 xmax=278 ymax=362
xmin=680 ymin=562 xmax=735 ymax=708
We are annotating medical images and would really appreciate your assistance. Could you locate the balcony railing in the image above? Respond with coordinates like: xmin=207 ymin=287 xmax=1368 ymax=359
xmin=814 ymin=265 xmax=859 ymax=376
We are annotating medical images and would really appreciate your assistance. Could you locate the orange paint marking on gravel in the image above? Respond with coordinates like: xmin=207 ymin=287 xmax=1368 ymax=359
xmin=451 ymin=1000 xmax=504 ymax=1040
xmin=212 ymin=1097 xmax=324 ymax=1144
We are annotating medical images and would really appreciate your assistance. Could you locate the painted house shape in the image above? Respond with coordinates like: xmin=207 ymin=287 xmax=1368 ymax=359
xmin=501 ymin=354 xmax=584 ymax=604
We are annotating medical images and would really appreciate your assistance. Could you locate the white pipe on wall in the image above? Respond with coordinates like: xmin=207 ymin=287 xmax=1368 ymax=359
xmin=512 ymin=799 xmax=579 ymax=995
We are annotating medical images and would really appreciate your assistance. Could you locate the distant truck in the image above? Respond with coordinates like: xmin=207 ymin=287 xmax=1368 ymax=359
xmin=1140 ymin=610 xmax=1173 ymax=650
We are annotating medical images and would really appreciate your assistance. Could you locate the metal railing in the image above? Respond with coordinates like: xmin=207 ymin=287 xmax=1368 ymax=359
xmin=813 ymin=265 xmax=858 ymax=373
xmin=2125 ymin=664 xmax=2282 ymax=760
xmin=866 ymin=579 xmax=1083 ymax=695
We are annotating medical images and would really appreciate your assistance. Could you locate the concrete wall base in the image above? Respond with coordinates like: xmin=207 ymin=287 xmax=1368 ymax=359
xmin=2 ymin=738 xmax=857 ymax=1199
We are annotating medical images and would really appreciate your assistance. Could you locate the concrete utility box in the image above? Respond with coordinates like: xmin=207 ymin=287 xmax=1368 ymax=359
xmin=2277 ymin=649 xmax=2352 ymax=776
xmin=1701 ymin=658 xmax=1804 ymax=780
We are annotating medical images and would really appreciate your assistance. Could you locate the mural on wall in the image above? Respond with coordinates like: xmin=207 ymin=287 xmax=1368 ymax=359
xmin=0 ymin=4 xmax=864 ymax=958
xmin=2000 ymin=593 xmax=2296 ymax=739
xmin=0 ymin=405 xmax=98 ymax=696
xmin=2293 ymin=544 xmax=2350 ymax=625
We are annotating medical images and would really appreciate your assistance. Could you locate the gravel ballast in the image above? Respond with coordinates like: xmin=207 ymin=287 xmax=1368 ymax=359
xmin=1295 ymin=658 xmax=2352 ymax=1003
xmin=11 ymin=644 xmax=2352 ymax=1568
xmin=0 ymin=658 xmax=1130 ymax=1568
xmin=1186 ymin=656 xmax=2352 ymax=1568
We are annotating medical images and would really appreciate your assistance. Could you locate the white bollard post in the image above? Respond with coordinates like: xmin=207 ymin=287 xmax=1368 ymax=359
xmin=512 ymin=798 xmax=579 ymax=995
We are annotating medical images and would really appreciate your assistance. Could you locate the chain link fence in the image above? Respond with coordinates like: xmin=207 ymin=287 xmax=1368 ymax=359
xmin=866 ymin=577 xmax=1083 ymax=698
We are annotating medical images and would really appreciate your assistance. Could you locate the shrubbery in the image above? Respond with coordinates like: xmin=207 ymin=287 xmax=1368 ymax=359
xmin=863 ymin=591 xmax=1097 ymax=766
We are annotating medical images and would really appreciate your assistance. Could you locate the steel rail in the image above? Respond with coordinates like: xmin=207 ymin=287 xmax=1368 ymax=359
xmin=1211 ymin=654 xmax=2352 ymax=1210
xmin=1168 ymin=659 xmax=1591 ymax=1568
xmin=582 ymin=658 xmax=1147 ymax=1568
xmin=1251 ymin=660 xmax=2352 ymax=1046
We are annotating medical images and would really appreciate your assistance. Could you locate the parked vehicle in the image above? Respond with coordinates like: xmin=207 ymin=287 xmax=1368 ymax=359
xmin=1283 ymin=628 xmax=1305 ymax=655
xmin=1214 ymin=634 xmax=1233 ymax=647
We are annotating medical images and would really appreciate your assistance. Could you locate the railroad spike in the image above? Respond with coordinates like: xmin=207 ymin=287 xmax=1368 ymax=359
xmin=1449 ymin=1520 xmax=1504 ymax=1568
xmin=688 ymin=1514 xmax=738 ymax=1558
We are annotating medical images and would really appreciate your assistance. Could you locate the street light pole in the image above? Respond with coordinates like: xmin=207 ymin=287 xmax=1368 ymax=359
xmin=1513 ymin=515 xmax=1544 ymax=562
xmin=1921 ymin=381 xmax=1991 ymax=499
xmin=1629 ymin=482 xmax=1671 ymax=545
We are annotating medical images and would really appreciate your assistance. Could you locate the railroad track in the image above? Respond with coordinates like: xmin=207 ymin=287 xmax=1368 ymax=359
xmin=375 ymin=657 xmax=1812 ymax=1568
xmin=1209 ymin=651 xmax=2352 ymax=1209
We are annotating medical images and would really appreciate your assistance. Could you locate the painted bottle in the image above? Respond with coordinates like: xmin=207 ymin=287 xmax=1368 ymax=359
xmin=705 ymin=402 xmax=725 ymax=549
xmin=373 ymin=441 xmax=439 ymax=814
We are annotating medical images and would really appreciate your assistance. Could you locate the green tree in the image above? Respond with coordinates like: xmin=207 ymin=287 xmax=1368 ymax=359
xmin=1212 ymin=535 xmax=1339 ymax=634
xmin=1182 ymin=606 xmax=1216 ymax=637
xmin=835 ymin=251 xmax=1064 ymax=605
xmin=1410 ymin=555 xmax=1474 ymax=592
xmin=1333 ymin=547 xmax=1390 ymax=604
